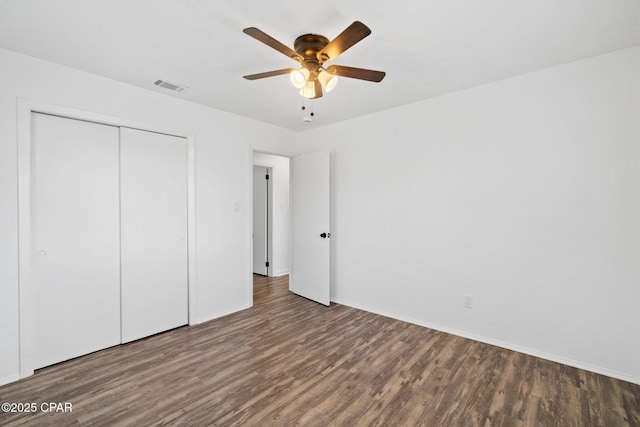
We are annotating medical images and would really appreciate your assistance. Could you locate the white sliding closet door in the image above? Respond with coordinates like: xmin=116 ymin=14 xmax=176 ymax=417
xmin=120 ymin=128 xmax=188 ymax=343
xmin=32 ymin=113 xmax=121 ymax=369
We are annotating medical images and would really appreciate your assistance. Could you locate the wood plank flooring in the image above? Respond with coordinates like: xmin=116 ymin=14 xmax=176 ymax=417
xmin=1 ymin=274 xmax=639 ymax=426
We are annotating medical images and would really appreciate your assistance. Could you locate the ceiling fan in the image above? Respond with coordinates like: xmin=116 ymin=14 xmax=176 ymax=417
xmin=243 ymin=21 xmax=386 ymax=99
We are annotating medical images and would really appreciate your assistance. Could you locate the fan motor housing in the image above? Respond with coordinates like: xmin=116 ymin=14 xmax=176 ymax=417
xmin=294 ymin=34 xmax=329 ymax=60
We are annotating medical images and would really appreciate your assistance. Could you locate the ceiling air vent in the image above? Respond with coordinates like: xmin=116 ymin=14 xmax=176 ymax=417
xmin=154 ymin=79 xmax=189 ymax=93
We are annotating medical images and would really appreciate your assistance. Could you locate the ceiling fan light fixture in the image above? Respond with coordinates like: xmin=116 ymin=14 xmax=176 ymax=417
xmin=290 ymin=68 xmax=309 ymax=89
xmin=243 ymin=22 xmax=385 ymax=103
xmin=318 ymin=70 xmax=338 ymax=92
xmin=299 ymin=81 xmax=316 ymax=98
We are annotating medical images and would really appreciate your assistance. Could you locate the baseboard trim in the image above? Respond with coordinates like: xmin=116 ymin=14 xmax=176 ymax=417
xmin=272 ymin=269 xmax=290 ymax=277
xmin=192 ymin=303 xmax=252 ymax=325
xmin=0 ymin=373 xmax=21 ymax=387
xmin=332 ymin=297 xmax=640 ymax=386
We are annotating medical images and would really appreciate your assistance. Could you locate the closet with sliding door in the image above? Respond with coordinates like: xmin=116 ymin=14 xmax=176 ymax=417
xmin=31 ymin=112 xmax=188 ymax=369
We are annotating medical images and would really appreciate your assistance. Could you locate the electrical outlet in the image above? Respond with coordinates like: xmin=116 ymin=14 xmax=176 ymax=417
xmin=464 ymin=294 xmax=473 ymax=308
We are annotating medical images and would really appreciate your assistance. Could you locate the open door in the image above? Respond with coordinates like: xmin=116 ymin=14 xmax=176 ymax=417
xmin=290 ymin=150 xmax=330 ymax=306
xmin=253 ymin=165 xmax=270 ymax=275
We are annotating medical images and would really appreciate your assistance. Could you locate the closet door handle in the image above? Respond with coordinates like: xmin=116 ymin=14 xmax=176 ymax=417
xmin=320 ymin=232 xmax=331 ymax=239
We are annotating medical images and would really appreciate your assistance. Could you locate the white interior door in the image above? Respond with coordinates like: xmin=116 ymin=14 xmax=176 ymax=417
xmin=253 ymin=165 xmax=269 ymax=275
xmin=291 ymin=150 xmax=331 ymax=306
xmin=32 ymin=113 xmax=121 ymax=369
xmin=120 ymin=128 xmax=188 ymax=343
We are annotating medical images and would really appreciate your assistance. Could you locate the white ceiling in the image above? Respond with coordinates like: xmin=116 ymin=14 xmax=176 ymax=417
xmin=1 ymin=0 xmax=640 ymax=132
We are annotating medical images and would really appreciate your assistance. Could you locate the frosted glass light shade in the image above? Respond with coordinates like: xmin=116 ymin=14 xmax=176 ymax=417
xmin=290 ymin=68 xmax=310 ymax=89
xmin=299 ymin=81 xmax=316 ymax=98
xmin=318 ymin=70 xmax=337 ymax=92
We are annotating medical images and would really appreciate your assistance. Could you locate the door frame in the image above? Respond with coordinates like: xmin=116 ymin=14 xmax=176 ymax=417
xmin=17 ymin=98 xmax=197 ymax=379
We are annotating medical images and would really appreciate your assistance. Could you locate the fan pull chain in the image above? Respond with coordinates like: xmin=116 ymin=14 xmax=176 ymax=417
xmin=301 ymin=101 xmax=315 ymax=116
xmin=301 ymin=99 xmax=315 ymax=122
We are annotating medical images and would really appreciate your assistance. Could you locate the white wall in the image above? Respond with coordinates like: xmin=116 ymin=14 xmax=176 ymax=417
xmin=3 ymin=44 xmax=639 ymax=386
xmin=253 ymin=152 xmax=290 ymax=276
xmin=296 ymin=46 xmax=640 ymax=384
xmin=0 ymin=48 xmax=296 ymax=385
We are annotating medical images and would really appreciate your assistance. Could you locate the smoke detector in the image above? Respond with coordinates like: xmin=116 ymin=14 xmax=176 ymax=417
xmin=154 ymin=79 xmax=189 ymax=93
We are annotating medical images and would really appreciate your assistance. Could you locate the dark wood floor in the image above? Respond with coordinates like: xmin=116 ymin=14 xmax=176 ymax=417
xmin=1 ymin=275 xmax=639 ymax=426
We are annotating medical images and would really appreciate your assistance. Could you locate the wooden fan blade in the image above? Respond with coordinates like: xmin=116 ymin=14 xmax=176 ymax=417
xmin=243 ymin=27 xmax=303 ymax=62
xmin=243 ymin=68 xmax=297 ymax=80
xmin=317 ymin=21 xmax=371 ymax=62
xmin=326 ymin=65 xmax=386 ymax=82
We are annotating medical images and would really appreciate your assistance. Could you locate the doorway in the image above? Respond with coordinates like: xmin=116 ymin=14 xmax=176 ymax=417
xmin=252 ymin=150 xmax=331 ymax=307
